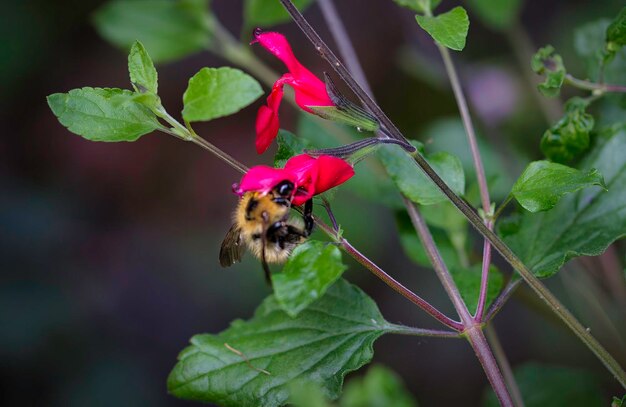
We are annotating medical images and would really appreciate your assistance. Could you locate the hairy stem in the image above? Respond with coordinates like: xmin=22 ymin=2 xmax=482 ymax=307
xmin=279 ymin=0 xmax=626 ymax=388
xmin=485 ymin=325 xmax=525 ymax=407
xmin=485 ymin=279 xmax=522 ymax=322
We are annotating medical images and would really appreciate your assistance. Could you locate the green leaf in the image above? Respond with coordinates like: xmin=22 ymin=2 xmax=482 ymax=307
xmin=128 ymin=41 xmax=158 ymax=95
xmin=290 ymin=382 xmax=332 ymax=407
xmin=392 ymin=0 xmax=441 ymax=14
xmin=483 ymin=363 xmax=604 ymax=407
xmin=244 ymin=0 xmax=313 ymax=28
xmin=396 ymin=211 xmax=464 ymax=270
xmin=606 ymin=7 xmax=626 ymax=56
xmin=531 ymin=45 xmax=566 ymax=97
xmin=574 ymin=19 xmax=626 ymax=84
xmin=379 ymin=142 xmax=465 ymax=206
xmin=168 ymin=278 xmax=392 ymax=407
xmin=340 ymin=365 xmax=418 ymax=407
xmin=500 ymin=129 xmax=626 ymax=278
xmin=93 ymin=0 xmax=211 ymax=63
xmin=511 ymin=161 xmax=606 ymax=212
xmin=466 ymin=0 xmax=521 ymax=31
xmin=272 ymin=241 xmax=347 ymax=317
xmin=415 ymin=7 xmax=470 ymax=51
xmin=182 ymin=67 xmax=263 ymax=122
xmin=47 ymin=87 xmax=160 ymax=142
xmin=274 ymin=130 xmax=312 ymax=168
xmin=450 ymin=265 xmax=502 ymax=313
xmin=541 ymin=97 xmax=594 ymax=163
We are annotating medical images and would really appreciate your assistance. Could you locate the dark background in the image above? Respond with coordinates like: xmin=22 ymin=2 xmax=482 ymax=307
xmin=1 ymin=0 xmax=625 ymax=406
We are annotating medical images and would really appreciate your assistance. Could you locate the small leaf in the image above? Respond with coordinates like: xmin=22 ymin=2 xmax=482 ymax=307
xmin=500 ymin=129 xmax=626 ymax=278
xmin=483 ymin=363 xmax=604 ymax=407
xmin=450 ymin=265 xmax=503 ymax=313
xmin=340 ymin=365 xmax=418 ymax=407
xmin=541 ymin=97 xmax=594 ymax=163
xmin=168 ymin=278 xmax=392 ymax=407
xmin=128 ymin=41 xmax=158 ymax=95
xmin=574 ymin=19 xmax=626 ymax=84
xmin=244 ymin=0 xmax=313 ymax=28
xmin=531 ymin=45 xmax=566 ymax=97
xmin=47 ymin=87 xmax=160 ymax=142
xmin=415 ymin=7 xmax=470 ymax=51
xmin=466 ymin=0 xmax=521 ymax=31
xmin=613 ymin=395 xmax=626 ymax=407
xmin=93 ymin=0 xmax=211 ymax=63
xmin=182 ymin=67 xmax=263 ymax=122
xmin=274 ymin=130 xmax=312 ymax=168
xmin=272 ymin=241 xmax=347 ymax=317
xmin=606 ymin=7 xmax=626 ymax=57
xmin=511 ymin=160 xmax=606 ymax=212
xmin=379 ymin=142 xmax=465 ymax=206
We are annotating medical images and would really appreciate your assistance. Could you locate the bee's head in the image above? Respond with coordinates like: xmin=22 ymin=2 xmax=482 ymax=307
xmin=273 ymin=180 xmax=295 ymax=198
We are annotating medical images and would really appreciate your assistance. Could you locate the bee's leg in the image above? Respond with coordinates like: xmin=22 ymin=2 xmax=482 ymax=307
xmin=303 ymin=199 xmax=314 ymax=236
xmin=261 ymin=244 xmax=272 ymax=286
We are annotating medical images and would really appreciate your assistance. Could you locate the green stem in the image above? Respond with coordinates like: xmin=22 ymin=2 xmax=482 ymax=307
xmin=493 ymin=195 xmax=513 ymax=223
xmin=565 ymin=74 xmax=626 ymax=94
xmin=278 ymin=0 xmax=626 ymax=388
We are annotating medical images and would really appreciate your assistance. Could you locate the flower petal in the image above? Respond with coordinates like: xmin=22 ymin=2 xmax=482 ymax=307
xmin=234 ymin=166 xmax=296 ymax=196
xmin=313 ymin=155 xmax=355 ymax=194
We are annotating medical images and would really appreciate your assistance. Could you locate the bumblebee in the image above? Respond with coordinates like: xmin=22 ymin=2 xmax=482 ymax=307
xmin=219 ymin=180 xmax=313 ymax=282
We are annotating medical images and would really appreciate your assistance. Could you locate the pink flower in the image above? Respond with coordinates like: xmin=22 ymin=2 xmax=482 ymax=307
xmin=252 ymin=29 xmax=334 ymax=154
xmin=234 ymin=154 xmax=354 ymax=205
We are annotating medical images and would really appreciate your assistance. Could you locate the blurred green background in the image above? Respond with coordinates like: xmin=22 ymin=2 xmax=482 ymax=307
xmin=1 ymin=0 xmax=624 ymax=406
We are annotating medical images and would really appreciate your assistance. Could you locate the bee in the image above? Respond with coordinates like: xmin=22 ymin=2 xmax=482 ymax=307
xmin=219 ymin=180 xmax=313 ymax=282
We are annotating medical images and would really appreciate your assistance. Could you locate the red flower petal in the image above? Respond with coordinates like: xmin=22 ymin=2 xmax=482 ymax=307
xmin=234 ymin=166 xmax=296 ymax=196
xmin=255 ymin=79 xmax=287 ymax=154
xmin=313 ymin=155 xmax=355 ymax=194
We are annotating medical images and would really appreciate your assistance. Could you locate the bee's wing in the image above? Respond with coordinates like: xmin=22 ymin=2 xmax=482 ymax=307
xmin=219 ymin=225 xmax=245 ymax=267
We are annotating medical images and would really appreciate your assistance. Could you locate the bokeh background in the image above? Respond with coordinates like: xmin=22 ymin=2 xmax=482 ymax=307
xmin=2 ymin=0 xmax=625 ymax=406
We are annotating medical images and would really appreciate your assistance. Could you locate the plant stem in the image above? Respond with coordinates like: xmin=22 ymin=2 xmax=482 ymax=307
xmin=485 ymin=325 xmax=525 ymax=407
xmin=386 ymin=324 xmax=462 ymax=339
xmin=279 ymin=0 xmax=626 ymax=388
xmin=316 ymin=219 xmax=463 ymax=330
xmin=565 ymin=74 xmax=626 ymax=94
xmin=485 ymin=279 xmax=522 ymax=322
xmin=404 ymin=200 xmax=514 ymax=406
xmin=435 ymin=43 xmax=494 ymax=321
xmin=493 ymin=195 xmax=513 ymax=223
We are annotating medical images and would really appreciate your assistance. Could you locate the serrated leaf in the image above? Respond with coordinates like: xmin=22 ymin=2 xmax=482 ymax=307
xmin=531 ymin=45 xmax=566 ymax=97
xmin=511 ymin=160 xmax=606 ymax=212
xmin=451 ymin=265 xmax=502 ymax=313
xmin=541 ymin=97 xmax=594 ymax=163
xmin=182 ymin=67 xmax=263 ymax=122
xmin=483 ymin=363 xmax=604 ymax=407
xmin=244 ymin=0 xmax=313 ymax=27
xmin=47 ymin=87 xmax=160 ymax=142
xmin=500 ymin=129 xmax=626 ymax=278
xmin=272 ymin=241 xmax=347 ymax=317
xmin=128 ymin=41 xmax=158 ymax=94
xmin=168 ymin=278 xmax=392 ymax=407
xmin=606 ymin=7 xmax=626 ymax=55
xmin=340 ymin=365 xmax=418 ymax=407
xmin=466 ymin=0 xmax=521 ymax=31
xmin=274 ymin=130 xmax=312 ymax=168
xmin=93 ymin=0 xmax=211 ymax=63
xmin=379 ymin=143 xmax=465 ymax=206
xmin=415 ymin=7 xmax=470 ymax=51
